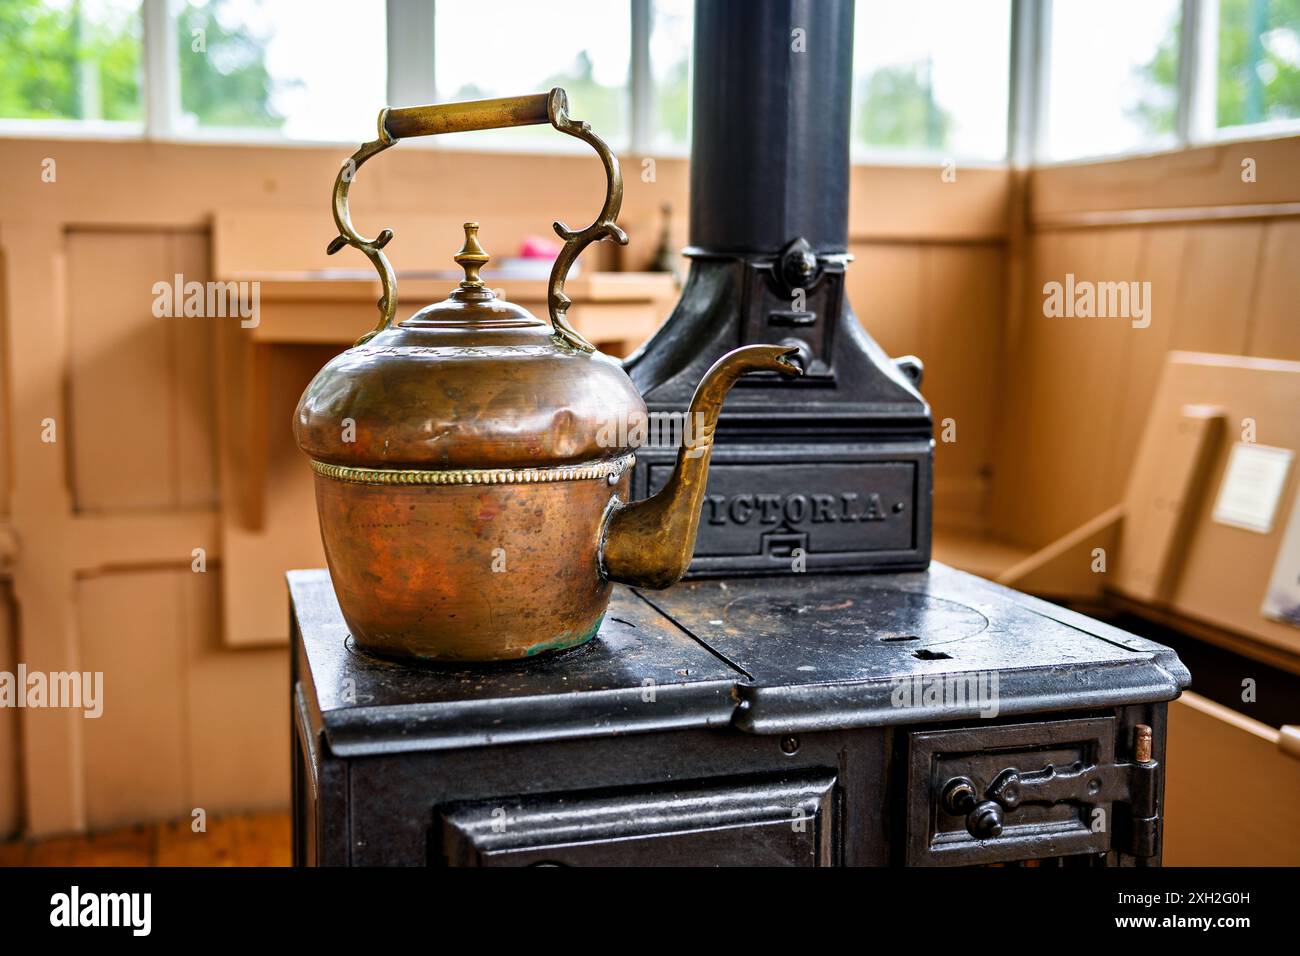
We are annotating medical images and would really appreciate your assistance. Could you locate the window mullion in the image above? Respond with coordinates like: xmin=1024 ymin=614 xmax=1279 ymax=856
xmin=1008 ymin=0 xmax=1049 ymax=166
xmin=630 ymin=0 xmax=653 ymax=155
xmin=387 ymin=0 xmax=438 ymax=106
xmin=1176 ymin=0 xmax=1197 ymax=144
xmin=142 ymin=0 xmax=177 ymax=138
xmin=1179 ymin=0 xmax=1219 ymax=144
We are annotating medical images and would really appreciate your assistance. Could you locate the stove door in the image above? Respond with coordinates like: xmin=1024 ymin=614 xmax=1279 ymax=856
xmin=905 ymin=716 xmax=1154 ymax=866
xmin=437 ymin=773 xmax=838 ymax=866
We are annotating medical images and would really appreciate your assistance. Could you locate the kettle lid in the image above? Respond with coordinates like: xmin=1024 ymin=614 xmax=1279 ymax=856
xmin=293 ymin=224 xmax=647 ymax=472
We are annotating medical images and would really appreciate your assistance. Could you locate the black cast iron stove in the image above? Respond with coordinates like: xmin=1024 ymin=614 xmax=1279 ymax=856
xmin=290 ymin=0 xmax=1189 ymax=867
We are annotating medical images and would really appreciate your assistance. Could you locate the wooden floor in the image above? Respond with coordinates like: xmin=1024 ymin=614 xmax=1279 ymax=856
xmin=0 ymin=812 xmax=291 ymax=866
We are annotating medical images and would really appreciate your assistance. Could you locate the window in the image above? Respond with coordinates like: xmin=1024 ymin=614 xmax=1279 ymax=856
xmin=174 ymin=0 xmax=386 ymax=142
xmin=1044 ymin=0 xmax=1182 ymax=160
xmin=1215 ymin=0 xmax=1300 ymax=132
xmin=0 ymin=0 xmax=143 ymax=128
xmin=0 ymin=1 xmax=682 ymax=151
xmin=434 ymin=0 xmax=631 ymax=150
xmin=851 ymin=0 xmax=1011 ymax=162
xmin=1039 ymin=0 xmax=1300 ymax=162
xmin=3 ymin=1 xmax=1297 ymax=161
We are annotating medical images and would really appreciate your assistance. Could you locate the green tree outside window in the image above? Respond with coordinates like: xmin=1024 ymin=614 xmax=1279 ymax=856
xmin=177 ymin=0 xmax=284 ymax=129
xmin=0 ymin=0 xmax=282 ymax=128
xmin=0 ymin=0 xmax=142 ymax=120
xmin=1135 ymin=0 xmax=1300 ymax=132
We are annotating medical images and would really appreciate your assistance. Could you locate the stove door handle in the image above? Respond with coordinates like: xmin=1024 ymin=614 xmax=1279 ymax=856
xmin=940 ymin=777 xmax=1006 ymax=840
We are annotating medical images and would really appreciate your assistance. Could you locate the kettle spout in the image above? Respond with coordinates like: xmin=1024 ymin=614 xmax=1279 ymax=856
xmin=601 ymin=345 xmax=802 ymax=589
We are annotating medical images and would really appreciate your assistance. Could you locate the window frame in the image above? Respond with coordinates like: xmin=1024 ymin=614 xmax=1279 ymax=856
xmin=143 ymin=0 xmax=676 ymax=153
xmin=2 ymin=0 xmax=1297 ymax=165
xmin=1021 ymin=0 xmax=1300 ymax=167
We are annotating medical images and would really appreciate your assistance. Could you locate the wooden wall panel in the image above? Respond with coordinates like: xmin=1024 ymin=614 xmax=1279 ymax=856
xmin=920 ymin=244 xmax=1004 ymax=531
xmin=1030 ymin=135 xmax=1300 ymax=217
xmin=1165 ymin=692 xmax=1300 ymax=865
xmin=991 ymin=229 xmax=1146 ymax=546
xmin=219 ymin=345 xmax=331 ymax=648
xmin=1009 ymin=231 xmax=1102 ymax=546
xmin=848 ymin=164 xmax=1011 ymax=241
xmin=180 ymin=568 xmax=289 ymax=813
xmin=6 ymin=220 xmax=85 ymax=835
xmin=77 ymin=568 xmax=287 ymax=830
xmin=1079 ymin=226 xmax=1146 ymax=518
xmin=991 ymin=218 xmax=1298 ymax=548
xmin=983 ymin=233 xmax=1055 ymax=545
xmin=67 ymin=233 xmax=172 ymax=512
xmin=66 ymin=231 xmax=218 ymax=513
xmin=846 ymin=242 xmax=1005 ymax=532
xmin=846 ymin=243 xmax=923 ymax=357
xmin=0 ymin=584 xmax=19 ymax=839
xmin=1249 ymin=220 xmax=1300 ymax=360
xmin=0 ymin=244 xmax=9 ymax=515
xmin=185 ymin=651 xmax=290 ymax=814
xmin=1102 ymin=226 xmax=1185 ymax=496
xmin=169 ymin=234 xmax=221 ymax=510
xmin=1168 ymin=222 xmax=1264 ymax=355
xmin=78 ymin=570 xmax=190 ymax=829
xmin=981 ymin=135 xmax=1300 ymax=554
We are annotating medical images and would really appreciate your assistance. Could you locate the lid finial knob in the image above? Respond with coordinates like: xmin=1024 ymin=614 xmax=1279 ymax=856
xmin=454 ymin=222 xmax=489 ymax=288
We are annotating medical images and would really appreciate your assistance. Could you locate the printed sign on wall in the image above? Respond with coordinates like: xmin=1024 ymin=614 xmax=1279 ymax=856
xmin=1212 ymin=443 xmax=1293 ymax=534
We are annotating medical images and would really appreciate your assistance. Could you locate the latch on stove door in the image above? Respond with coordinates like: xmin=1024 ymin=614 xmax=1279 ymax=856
xmin=937 ymin=724 xmax=1159 ymax=857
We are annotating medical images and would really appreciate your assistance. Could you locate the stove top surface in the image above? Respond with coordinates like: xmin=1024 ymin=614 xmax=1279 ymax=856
xmin=290 ymin=563 xmax=1188 ymax=756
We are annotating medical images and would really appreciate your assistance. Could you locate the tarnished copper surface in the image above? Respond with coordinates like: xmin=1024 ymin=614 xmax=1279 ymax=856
xmin=296 ymin=90 xmax=802 ymax=661
xmin=315 ymin=469 xmax=627 ymax=661
xmin=293 ymin=291 xmax=645 ymax=470
xmin=304 ymin=343 xmax=797 ymax=661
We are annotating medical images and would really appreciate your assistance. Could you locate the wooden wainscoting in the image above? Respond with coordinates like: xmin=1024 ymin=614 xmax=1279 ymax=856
xmin=0 ymin=582 xmax=18 ymax=840
xmin=988 ymin=137 xmax=1300 ymax=551
xmin=0 ymin=137 xmax=696 ymax=837
xmin=0 ymin=136 xmax=1011 ymax=837
xmin=1165 ymin=692 xmax=1300 ymax=866
xmin=850 ymin=240 xmax=1007 ymax=534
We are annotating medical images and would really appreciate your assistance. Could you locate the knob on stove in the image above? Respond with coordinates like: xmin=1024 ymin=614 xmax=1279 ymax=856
xmin=941 ymin=776 xmax=978 ymax=815
xmin=941 ymin=776 xmax=1005 ymax=840
xmin=967 ymin=801 xmax=1005 ymax=839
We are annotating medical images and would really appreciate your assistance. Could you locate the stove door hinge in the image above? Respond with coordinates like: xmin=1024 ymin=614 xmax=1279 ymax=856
xmin=1123 ymin=757 xmax=1161 ymax=859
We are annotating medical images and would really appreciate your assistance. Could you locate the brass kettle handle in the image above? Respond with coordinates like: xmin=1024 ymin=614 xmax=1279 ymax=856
xmin=328 ymin=88 xmax=625 ymax=352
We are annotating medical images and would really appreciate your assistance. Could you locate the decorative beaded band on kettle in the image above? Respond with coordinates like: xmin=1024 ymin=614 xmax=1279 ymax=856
xmin=310 ymin=453 xmax=636 ymax=487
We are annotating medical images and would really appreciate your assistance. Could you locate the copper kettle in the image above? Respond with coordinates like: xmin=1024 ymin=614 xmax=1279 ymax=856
xmin=294 ymin=89 xmax=800 ymax=661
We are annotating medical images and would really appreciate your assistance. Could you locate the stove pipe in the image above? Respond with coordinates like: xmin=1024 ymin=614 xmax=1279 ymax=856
xmin=688 ymin=0 xmax=853 ymax=256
